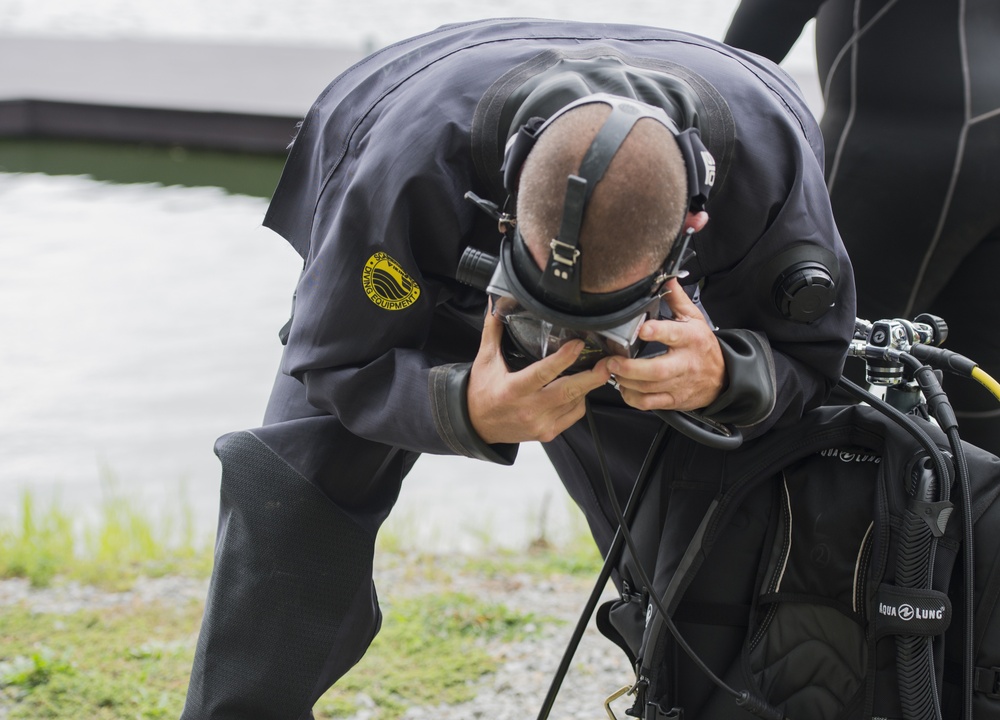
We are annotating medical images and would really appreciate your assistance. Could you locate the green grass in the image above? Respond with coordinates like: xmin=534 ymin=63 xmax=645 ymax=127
xmin=0 ymin=590 xmax=550 ymax=720
xmin=456 ymin=539 xmax=602 ymax=579
xmin=313 ymin=592 xmax=548 ymax=719
xmin=0 ymin=485 xmax=600 ymax=719
xmin=3 ymin=484 xmax=601 ymax=590
xmin=0 ymin=485 xmax=213 ymax=589
xmin=0 ymin=601 xmax=202 ymax=718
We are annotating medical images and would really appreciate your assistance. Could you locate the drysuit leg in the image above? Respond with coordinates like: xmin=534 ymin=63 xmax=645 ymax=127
xmin=182 ymin=374 xmax=415 ymax=720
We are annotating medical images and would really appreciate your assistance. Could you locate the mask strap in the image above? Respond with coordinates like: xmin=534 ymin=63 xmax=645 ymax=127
xmin=501 ymin=116 xmax=547 ymax=197
xmin=540 ymin=105 xmax=644 ymax=305
xmin=674 ymin=127 xmax=715 ymax=213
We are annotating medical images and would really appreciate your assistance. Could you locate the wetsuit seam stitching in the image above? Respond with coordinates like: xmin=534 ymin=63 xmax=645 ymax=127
xmin=827 ymin=0 xmax=867 ymax=193
xmin=904 ymin=0 xmax=972 ymax=315
xmin=970 ymin=107 xmax=1000 ymax=125
xmin=821 ymin=0 xmax=899 ymax=105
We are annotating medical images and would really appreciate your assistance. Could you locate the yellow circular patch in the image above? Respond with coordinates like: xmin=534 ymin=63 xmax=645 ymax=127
xmin=362 ymin=252 xmax=421 ymax=310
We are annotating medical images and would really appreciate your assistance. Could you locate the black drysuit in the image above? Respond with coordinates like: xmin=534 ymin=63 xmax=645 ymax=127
xmin=181 ymin=19 xmax=856 ymax=719
xmin=726 ymin=0 xmax=1000 ymax=455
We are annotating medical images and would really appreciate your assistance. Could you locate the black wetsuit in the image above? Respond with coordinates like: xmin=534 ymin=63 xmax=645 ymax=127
xmin=726 ymin=0 xmax=1000 ymax=455
xmin=180 ymin=19 xmax=855 ymax=719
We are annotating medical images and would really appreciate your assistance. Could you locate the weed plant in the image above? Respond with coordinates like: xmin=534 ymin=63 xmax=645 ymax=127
xmin=0 ymin=484 xmax=601 ymax=719
xmin=0 ymin=486 xmax=213 ymax=588
xmin=0 ymin=591 xmax=549 ymax=719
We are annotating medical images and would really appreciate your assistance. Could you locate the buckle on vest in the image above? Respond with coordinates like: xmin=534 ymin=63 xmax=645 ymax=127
xmin=974 ymin=666 xmax=1000 ymax=699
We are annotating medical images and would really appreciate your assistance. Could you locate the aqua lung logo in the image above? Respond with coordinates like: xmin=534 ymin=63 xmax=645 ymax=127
xmin=362 ymin=252 xmax=420 ymax=310
xmin=879 ymin=602 xmax=945 ymax=622
xmin=819 ymin=448 xmax=881 ymax=464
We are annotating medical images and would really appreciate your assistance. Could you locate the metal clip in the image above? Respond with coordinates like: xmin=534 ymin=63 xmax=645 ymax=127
xmin=604 ymin=685 xmax=633 ymax=720
xmin=498 ymin=214 xmax=516 ymax=235
xmin=549 ymin=238 xmax=581 ymax=267
xmin=605 ymin=680 xmax=641 ymax=720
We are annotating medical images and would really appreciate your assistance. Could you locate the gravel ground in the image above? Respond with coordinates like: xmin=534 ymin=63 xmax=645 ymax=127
xmin=374 ymin=556 xmax=636 ymax=720
xmin=0 ymin=553 xmax=637 ymax=720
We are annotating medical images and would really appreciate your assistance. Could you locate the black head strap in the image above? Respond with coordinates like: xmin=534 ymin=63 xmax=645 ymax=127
xmin=674 ymin=128 xmax=715 ymax=213
xmin=501 ymin=116 xmax=546 ymax=196
xmin=510 ymin=226 xmax=657 ymax=315
xmin=501 ymin=93 xmax=716 ymax=311
xmin=541 ymin=102 xmax=647 ymax=305
xmin=501 ymin=94 xmax=714 ymax=209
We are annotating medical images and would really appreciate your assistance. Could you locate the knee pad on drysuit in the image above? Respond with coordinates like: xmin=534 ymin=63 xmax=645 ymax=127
xmin=182 ymin=431 xmax=379 ymax=720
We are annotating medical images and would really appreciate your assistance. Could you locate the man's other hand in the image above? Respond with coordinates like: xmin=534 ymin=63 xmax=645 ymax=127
xmin=606 ymin=278 xmax=726 ymax=412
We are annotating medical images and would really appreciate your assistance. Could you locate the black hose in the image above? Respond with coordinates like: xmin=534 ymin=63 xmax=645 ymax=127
xmin=651 ymin=409 xmax=743 ymax=451
xmin=540 ymin=371 xmax=966 ymax=720
xmin=901 ymin=354 xmax=974 ymax=720
xmin=895 ymin=457 xmax=942 ymax=720
xmin=946 ymin=426 xmax=974 ymax=720
xmin=534 ymin=420 xmax=671 ymax=720
xmin=585 ymin=401 xmax=787 ymax=720
xmin=840 ymin=376 xmax=952 ymax=720
xmin=838 ymin=378 xmax=951 ymax=503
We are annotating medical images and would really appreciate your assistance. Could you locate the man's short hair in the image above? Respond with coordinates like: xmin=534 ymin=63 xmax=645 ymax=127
xmin=515 ymin=103 xmax=689 ymax=293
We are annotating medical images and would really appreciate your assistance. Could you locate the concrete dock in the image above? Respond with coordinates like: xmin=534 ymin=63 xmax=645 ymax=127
xmin=0 ymin=33 xmax=822 ymax=155
xmin=0 ymin=35 xmax=366 ymax=153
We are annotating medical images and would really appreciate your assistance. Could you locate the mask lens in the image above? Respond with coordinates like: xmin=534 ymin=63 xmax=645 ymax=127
xmin=492 ymin=295 xmax=646 ymax=372
xmin=495 ymin=296 xmax=579 ymax=356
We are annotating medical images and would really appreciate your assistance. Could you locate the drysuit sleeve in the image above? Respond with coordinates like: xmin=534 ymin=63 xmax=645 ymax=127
xmin=700 ymin=328 xmax=776 ymax=426
xmin=723 ymin=0 xmax=827 ymax=63
xmin=275 ymin=96 xmax=517 ymax=465
xmin=690 ymin=94 xmax=856 ymax=439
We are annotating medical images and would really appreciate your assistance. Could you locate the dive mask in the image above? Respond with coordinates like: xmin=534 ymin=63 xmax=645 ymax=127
xmin=458 ymin=92 xmax=712 ymax=373
xmin=457 ymin=225 xmax=694 ymax=373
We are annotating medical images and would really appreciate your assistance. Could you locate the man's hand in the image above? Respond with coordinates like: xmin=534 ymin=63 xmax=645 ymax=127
xmin=605 ymin=278 xmax=726 ymax=411
xmin=468 ymin=303 xmax=612 ymax=444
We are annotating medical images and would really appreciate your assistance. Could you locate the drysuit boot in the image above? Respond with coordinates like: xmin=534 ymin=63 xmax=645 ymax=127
xmin=181 ymin=430 xmax=380 ymax=720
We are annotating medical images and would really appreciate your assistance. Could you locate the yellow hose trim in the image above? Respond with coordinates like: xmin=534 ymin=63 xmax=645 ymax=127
xmin=972 ymin=366 xmax=1000 ymax=402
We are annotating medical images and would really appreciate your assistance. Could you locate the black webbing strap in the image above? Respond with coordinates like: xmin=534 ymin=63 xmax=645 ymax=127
xmin=577 ymin=103 xmax=644 ymax=200
xmin=540 ymin=104 xmax=643 ymax=303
